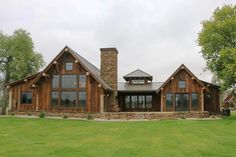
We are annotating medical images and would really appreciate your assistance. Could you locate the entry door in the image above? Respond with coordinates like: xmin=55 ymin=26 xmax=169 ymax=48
xmin=175 ymin=94 xmax=189 ymax=111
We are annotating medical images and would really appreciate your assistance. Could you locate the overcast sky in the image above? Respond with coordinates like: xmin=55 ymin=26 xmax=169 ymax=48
xmin=0 ymin=0 xmax=235 ymax=82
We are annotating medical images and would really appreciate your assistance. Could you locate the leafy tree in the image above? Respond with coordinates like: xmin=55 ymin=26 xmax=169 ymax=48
xmin=198 ymin=4 xmax=236 ymax=90
xmin=0 ymin=29 xmax=44 ymax=114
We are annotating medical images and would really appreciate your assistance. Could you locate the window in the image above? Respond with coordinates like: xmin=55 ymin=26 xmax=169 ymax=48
xmin=131 ymin=80 xmax=145 ymax=84
xmin=125 ymin=96 xmax=131 ymax=109
xmin=178 ymin=80 xmax=186 ymax=88
xmin=205 ymin=94 xmax=211 ymax=104
xmin=79 ymin=91 xmax=86 ymax=109
xmin=21 ymin=92 xmax=32 ymax=104
xmin=138 ymin=96 xmax=145 ymax=108
xmin=146 ymin=95 xmax=152 ymax=108
xmin=52 ymin=75 xmax=59 ymax=88
xmin=191 ymin=93 xmax=199 ymax=110
xmin=61 ymin=92 xmax=76 ymax=107
xmin=175 ymin=94 xmax=189 ymax=111
xmin=131 ymin=96 xmax=138 ymax=108
xmin=65 ymin=62 xmax=73 ymax=70
xmin=166 ymin=94 xmax=173 ymax=110
xmin=51 ymin=92 xmax=59 ymax=106
xmin=79 ymin=75 xmax=86 ymax=88
xmin=61 ymin=75 xmax=77 ymax=88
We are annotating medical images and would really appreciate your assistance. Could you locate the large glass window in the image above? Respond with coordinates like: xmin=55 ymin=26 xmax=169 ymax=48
xmin=166 ymin=94 xmax=173 ymax=110
xmin=131 ymin=96 xmax=138 ymax=108
xmin=146 ymin=95 xmax=152 ymax=108
xmin=79 ymin=75 xmax=86 ymax=88
xmin=178 ymin=80 xmax=186 ymax=88
xmin=52 ymin=75 xmax=59 ymax=88
xmin=65 ymin=62 xmax=73 ymax=70
xmin=21 ymin=92 xmax=32 ymax=104
xmin=138 ymin=96 xmax=145 ymax=108
xmin=125 ymin=96 xmax=131 ymax=109
xmin=79 ymin=91 xmax=86 ymax=109
xmin=61 ymin=92 xmax=76 ymax=107
xmin=61 ymin=75 xmax=77 ymax=88
xmin=51 ymin=92 xmax=59 ymax=106
xmin=191 ymin=93 xmax=199 ymax=110
xmin=175 ymin=94 xmax=189 ymax=111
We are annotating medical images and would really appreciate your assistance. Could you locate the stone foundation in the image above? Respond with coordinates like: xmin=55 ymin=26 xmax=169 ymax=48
xmin=11 ymin=111 xmax=209 ymax=119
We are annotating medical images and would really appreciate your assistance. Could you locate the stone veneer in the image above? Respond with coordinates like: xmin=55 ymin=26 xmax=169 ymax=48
xmin=100 ymin=48 xmax=118 ymax=112
xmin=12 ymin=111 xmax=210 ymax=120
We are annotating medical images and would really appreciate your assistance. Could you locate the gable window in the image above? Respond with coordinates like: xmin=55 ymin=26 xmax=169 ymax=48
xmin=51 ymin=92 xmax=59 ymax=106
xmin=21 ymin=92 xmax=32 ymax=104
xmin=65 ymin=62 xmax=73 ymax=70
xmin=61 ymin=92 xmax=76 ymax=107
xmin=52 ymin=75 xmax=59 ymax=88
xmin=191 ymin=93 xmax=199 ymax=110
xmin=79 ymin=91 xmax=86 ymax=109
xmin=178 ymin=80 xmax=186 ymax=88
xmin=61 ymin=75 xmax=77 ymax=88
xmin=79 ymin=75 xmax=86 ymax=88
xmin=166 ymin=94 xmax=173 ymax=111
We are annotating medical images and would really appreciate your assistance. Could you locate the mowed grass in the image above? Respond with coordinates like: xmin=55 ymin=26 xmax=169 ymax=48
xmin=0 ymin=113 xmax=236 ymax=157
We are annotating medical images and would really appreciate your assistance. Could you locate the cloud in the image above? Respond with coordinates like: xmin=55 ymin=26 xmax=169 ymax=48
xmin=0 ymin=0 xmax=234 ymax=82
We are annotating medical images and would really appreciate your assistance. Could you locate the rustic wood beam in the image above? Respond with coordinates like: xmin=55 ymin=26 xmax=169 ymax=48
xmin=42 ymin=73 xmax=49 ymax=77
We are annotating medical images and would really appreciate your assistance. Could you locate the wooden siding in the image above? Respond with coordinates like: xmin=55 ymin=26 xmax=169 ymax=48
xmin=161 ymin=69 xmax=204 ymax=112
xmin=204 ymin=85 xmax=220 ymax=113
xmin=10 ymin=52 xmax=102 ymax=113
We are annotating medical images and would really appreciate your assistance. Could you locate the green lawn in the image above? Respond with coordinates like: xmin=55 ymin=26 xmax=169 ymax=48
xmin=0 ymin=113 xmax=236 ymax=157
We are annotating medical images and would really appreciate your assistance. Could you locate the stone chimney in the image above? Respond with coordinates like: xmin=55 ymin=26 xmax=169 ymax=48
xmin=100 ymin=48 xmax=118 ymax=112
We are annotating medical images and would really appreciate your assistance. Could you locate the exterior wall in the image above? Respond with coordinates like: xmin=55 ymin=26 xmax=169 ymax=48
xmin=118 ymin=92 xmax=161 ymax=112
xmin=204 ymin=85 xmax=221 ymax=113
xmin=161 ymin=69 xmax=204 ymax=112
xmin=10 ymin=52 xmax=103 ymax=113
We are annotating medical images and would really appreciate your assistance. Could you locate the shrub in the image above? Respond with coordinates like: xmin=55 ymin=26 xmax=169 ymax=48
xmin=87 ymin=114 xmax=94 ymax=120
xmin=11 ymin=112 xmax=15 ymax=116
xmin=27 ymin=112 xmax=32 ymax=116
xmin=39 ymin=111 xmax=45 ymax=118
xmin=63 ymin=115 xmax=68 ymax=119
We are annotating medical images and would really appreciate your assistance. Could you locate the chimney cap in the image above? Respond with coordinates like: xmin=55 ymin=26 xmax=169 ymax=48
xmin=100 ymin=48 xmax=118 ymax=54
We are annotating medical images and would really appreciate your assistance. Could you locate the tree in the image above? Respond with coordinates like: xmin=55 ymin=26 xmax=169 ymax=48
xmin=0 ymin=29 xmax=45 ymax=114
xmin=198 ymin=4 xmax=236 ymax=90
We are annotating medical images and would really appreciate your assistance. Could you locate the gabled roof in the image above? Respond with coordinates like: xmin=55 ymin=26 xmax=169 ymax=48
xmin=29 ymin=46 xmax=112 ymax=91
xmin=123 ymin=69 xmax=153 ymax=81
xmin=157 ymin=64 xmax=208 ymax=92
xmin=6 ymin=72 xmax=40 ymax=87
xmin=118 ymin=82 xmax=163 ymax=92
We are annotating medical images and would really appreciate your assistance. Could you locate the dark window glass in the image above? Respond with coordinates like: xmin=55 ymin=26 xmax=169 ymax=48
xmin=205 ymin=94 xmax=211 ymax=104
xmin=175 ymin=94 xmax=189 ymax=111
xmin=125 ymin=96 xmax=131 ymax=109
xmin=191 ymin=93 xmax=199 ymax=110
xmin=21 ymin=92 xmax=32 ymax=104
xmin=61 ymin=92 xmax=76 ymax=107
xmin=65 ymin=62 xmax=73 ymax=70
xmin=52 ymin=75 xmax=59 ymax=88
xmin=146 ymin=95 xmax=152 ymax=108
xmin=138 ymin=96 xmax=145 ymax=108
xmin=51 ymin=92 xmax=59 ymax=106
xmin=166 ymin=94 xmax=173 ymax=110
xmin=131 ymin=96 xmax=138 ymax=108
xmin=179 ymin=80 xmax=186 ymax=88
xmin=79 ymin=75 xmax=86 ymax=88
xmin=79 ymin=91 xmax=86 ymax=109
xmin=61 ymin=75 xmax=77 ymax=88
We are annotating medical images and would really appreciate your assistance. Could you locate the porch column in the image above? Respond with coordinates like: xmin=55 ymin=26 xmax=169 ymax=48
xmin=160 ymin=89 xmax=164 ymax=112
xmin=201 ymin=88 xmax=204 ymax=111
xmin=35 ymin=87 xmax=39 ymax=111
xmin=7 ymin=88 xmax=12 ymax=114
xmin=17 ymin=86 xmax=20 ymax=111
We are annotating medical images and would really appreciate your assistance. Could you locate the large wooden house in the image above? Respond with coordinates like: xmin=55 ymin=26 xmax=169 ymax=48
xmin=6 ymin=46 xmax=220 ymax=115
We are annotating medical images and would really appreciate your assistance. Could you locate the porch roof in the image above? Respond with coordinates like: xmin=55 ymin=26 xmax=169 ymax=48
xmin=118 ymin=82 xmax=163 ymax=92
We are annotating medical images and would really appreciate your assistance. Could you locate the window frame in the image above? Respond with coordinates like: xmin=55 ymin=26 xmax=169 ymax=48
xmin=21 ymin=91 xmax=33 ymax=105
xmin=178 ymin=80 xmax=186 ymax=89
xmin=191 ymin=93 xmax=199 ymax=110
xmin=65 ymin=62 xmax=73 ymax=71
xmin=166 ymin=93 xmax=173 ymax=111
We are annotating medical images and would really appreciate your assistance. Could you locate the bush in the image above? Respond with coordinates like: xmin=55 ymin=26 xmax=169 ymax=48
xmin=87 ymin=114 xmax=94 ymax=120
xmin=27 ymin=112 xmax=32 ymax=116
xmin=11 ymin=112 xmax=15 ymax=116
xmin=63 ymin=115 xmax=68 ymax=119
xmin=39 ymin=111 xmax=45 ymax=118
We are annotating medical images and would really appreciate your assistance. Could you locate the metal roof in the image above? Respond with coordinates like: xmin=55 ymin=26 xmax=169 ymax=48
xmin=118 ymin=82 xmax=163 ymax=92
xmin=123 ymin=69 xmax=153 ymax=81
